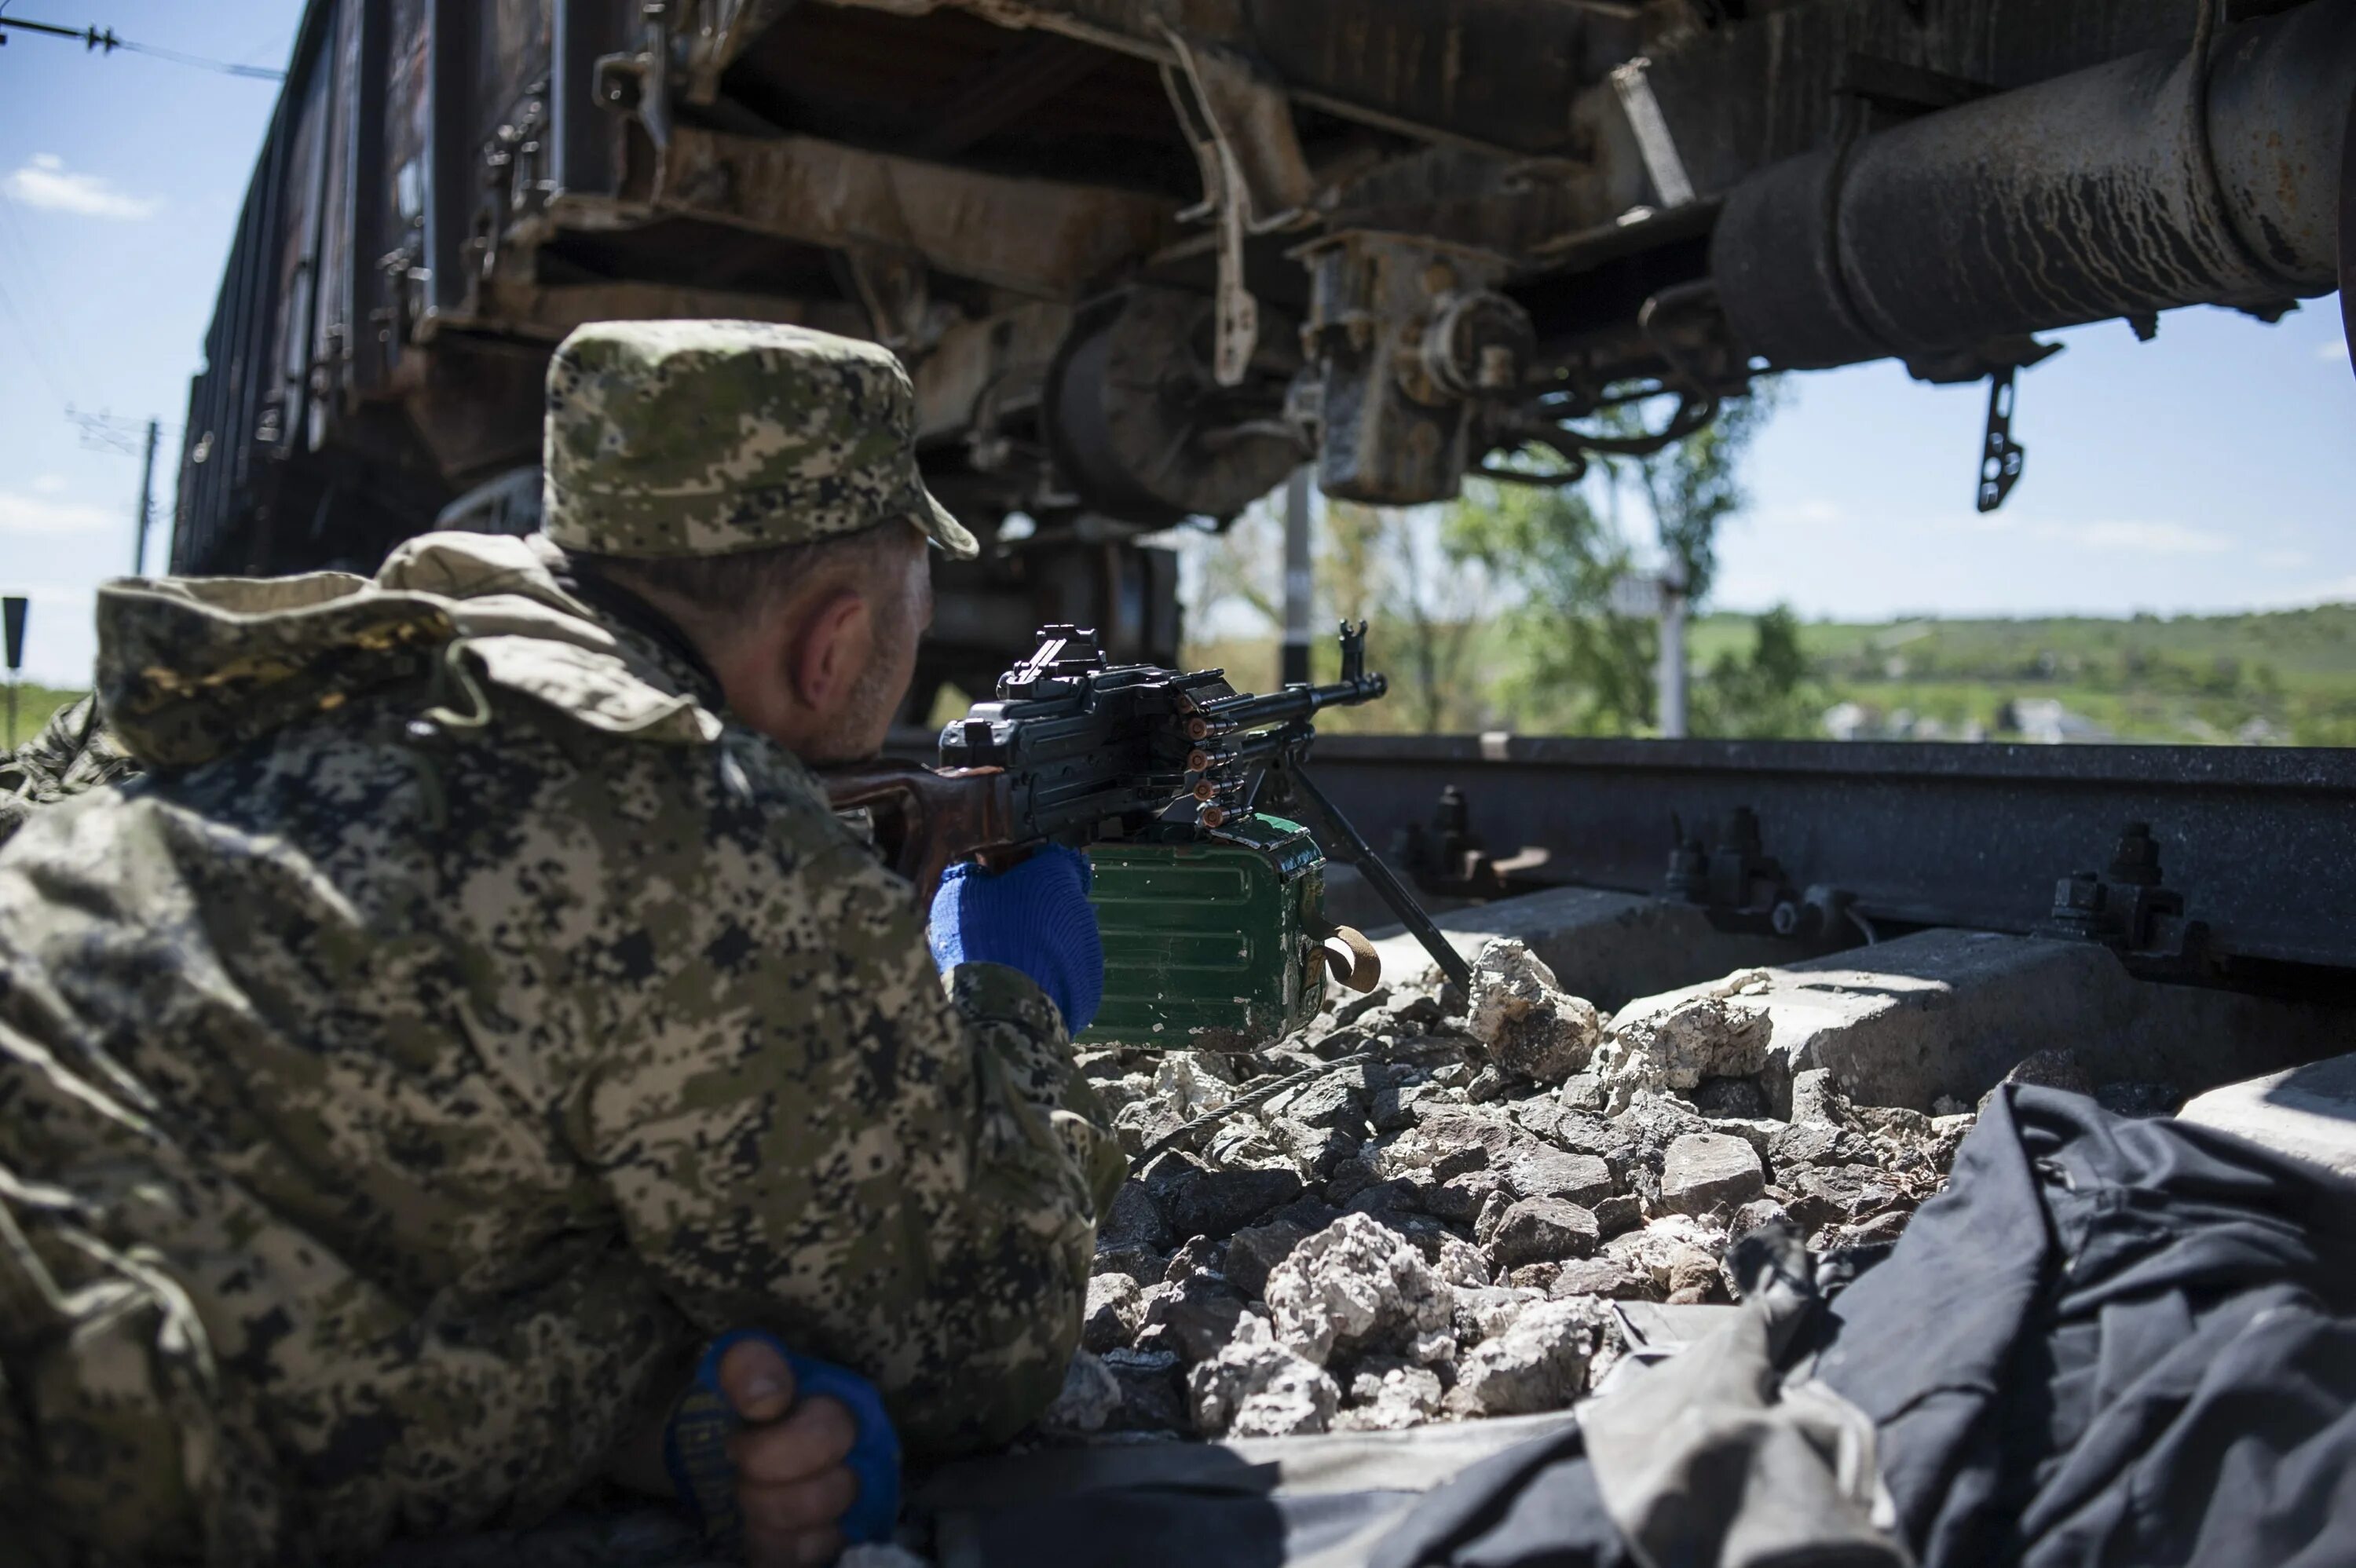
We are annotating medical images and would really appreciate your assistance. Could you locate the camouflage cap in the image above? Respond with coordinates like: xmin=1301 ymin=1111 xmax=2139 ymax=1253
xmin=541 ymin=320 xmax=979 ymax=560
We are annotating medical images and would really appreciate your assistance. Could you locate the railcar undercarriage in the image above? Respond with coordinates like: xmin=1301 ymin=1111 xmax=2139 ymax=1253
xmin=175 ymin=0 xmax=2355 ymax=700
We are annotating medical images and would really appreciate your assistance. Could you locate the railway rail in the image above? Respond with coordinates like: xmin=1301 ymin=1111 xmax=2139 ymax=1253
xmin=1308 ymin=736 xmax=2356 ymax=1000
xmin=884 ymin=725 xmax=2356 ymax=1002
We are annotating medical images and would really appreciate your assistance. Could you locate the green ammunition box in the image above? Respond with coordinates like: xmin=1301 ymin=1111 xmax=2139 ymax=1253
xmin=1079 ymin=815 xmax=1330 ymax=1051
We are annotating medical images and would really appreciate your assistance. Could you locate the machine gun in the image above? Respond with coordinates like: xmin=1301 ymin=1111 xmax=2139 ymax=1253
xmin=825 ymin=622 xmax=1472 ymax=1050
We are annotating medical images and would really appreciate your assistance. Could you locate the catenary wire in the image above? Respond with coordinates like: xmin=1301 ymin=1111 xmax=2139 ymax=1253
xmin=0 ymin=12 xmax=286 ymax=80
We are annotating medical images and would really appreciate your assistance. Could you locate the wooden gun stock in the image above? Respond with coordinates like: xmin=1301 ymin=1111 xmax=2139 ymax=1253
xmin=822 ymin=762 xmax=1021 ymax=903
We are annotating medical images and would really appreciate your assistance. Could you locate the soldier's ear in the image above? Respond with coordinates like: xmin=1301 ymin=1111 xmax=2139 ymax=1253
xmin=789 ymin=587 xmax=875 ymax=715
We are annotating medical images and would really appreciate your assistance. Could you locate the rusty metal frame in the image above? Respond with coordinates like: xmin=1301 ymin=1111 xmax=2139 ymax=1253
xmin=647 ymin=126 xmax=1179 ymax=298
xmin=858 ymin=0 xmax=1587 ymax=161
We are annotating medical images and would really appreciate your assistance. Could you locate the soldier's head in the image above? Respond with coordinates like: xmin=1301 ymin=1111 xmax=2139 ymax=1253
xmin=540 ymin=320 xmax=978 ymax=764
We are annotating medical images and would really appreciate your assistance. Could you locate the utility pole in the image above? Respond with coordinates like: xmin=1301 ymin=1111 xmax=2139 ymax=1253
xmin=4 ymin=598 xmax=27 ymax=748
xmin=1655 ymin=562 xmax=1688 ymax=739
xmin=1281 ymin=466 xmax=1313 ymax=685
xmin=132 ymin=418 xmax=159 ymax=572
xmin=67 ymin=408 xmax=174 ymax=572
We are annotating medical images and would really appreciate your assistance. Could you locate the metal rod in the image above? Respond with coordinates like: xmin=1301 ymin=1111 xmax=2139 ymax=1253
xmin=1656 ymin=564 xmax=1688 ymax=738
xmin=132 ymin=418 xmax=158 ymax=573
xmin=1283 ymin=762 xmax=1474 ymax=992
xmin=1282 ymin=466 xmax=1313 ymax=686
xmin=1202 ymin=675 xmax=1383 ymax=732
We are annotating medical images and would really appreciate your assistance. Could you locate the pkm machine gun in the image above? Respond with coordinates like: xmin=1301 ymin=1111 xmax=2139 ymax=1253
xmin=827 ymin=622 xmax=1471 ymax=1051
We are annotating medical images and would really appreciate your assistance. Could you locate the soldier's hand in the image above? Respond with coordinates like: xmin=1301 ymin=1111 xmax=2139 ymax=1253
xmin=719 ymin=1336 xmax=862 ymax=1567
xmin=927 ymin=842 xmax=1104 ymax=1033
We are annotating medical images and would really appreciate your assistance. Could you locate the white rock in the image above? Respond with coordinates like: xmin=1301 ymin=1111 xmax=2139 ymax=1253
xmin=1454 ymin=1284 xmax=1544 ymax=1343
xmin=1787 ymin=1067 xmax=1850 ymax=1128
xmin=1202 ymin=1118 xmax=1299 ymax=1174
xmin=1337 ymin=1361 xmax=1447 ymax=1431
xmin=1448 ymin=1297 xmax=1618 ymax=1416
xmin=1082 ymin=1271 xmax=1145 ymax=1352
xmin=1041 ymin=1349 xmax=1122 ymax=1432
xmin=1154 ymin=1052 xmax=1239 ymax=1118
xmin=1187 ymin=1314 xmax=1342 ymax=1437
xmin=1264 ymin=1212 xmax=1455 ymax=1365
xmin=1590 ymin=972 xmax=1775 ymax=1111
xmin=1659 ymin=1132 xmax=1767 ymax=1215
xmin=1603 ymin=1215 xmax=1729 ymax=1289
xmin=1468 ymin=939 xmax=1603 ymax=1081
xmin=1435 ymin=1235 xmax=1493 ymax=1289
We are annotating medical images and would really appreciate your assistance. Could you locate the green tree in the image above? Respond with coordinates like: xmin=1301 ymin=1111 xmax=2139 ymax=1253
xmin=1185 ymin=492 xmax=1496 ymax=733
xmin=1443 ymin=383 xmax=1783 ymax=735
xmin=1599 ymin=385 xmax=1780 ymax=602
xmin=1692 ymin=605 xmax=1820 ymax=738
xmin=1443 ymin=481 xmax=1657 ymax=733
xmin=1194 ymin=493 xmax=1284 ymax=635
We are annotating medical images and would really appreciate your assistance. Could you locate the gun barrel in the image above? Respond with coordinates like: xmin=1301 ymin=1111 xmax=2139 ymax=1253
xmin=1201 ymin=674 xmax=1388 ymax=733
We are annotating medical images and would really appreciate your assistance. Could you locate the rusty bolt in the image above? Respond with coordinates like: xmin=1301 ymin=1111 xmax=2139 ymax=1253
xmin=2054 ymin=872 xmax=2106 ymax=914
xmin=2108 ymin=822 xmax=2162 ymax=887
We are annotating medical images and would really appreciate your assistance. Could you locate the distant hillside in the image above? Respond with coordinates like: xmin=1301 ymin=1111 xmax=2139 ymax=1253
xmin=1690 ymin=602 xmax=2356 ymax=745
xmin=20 ymin=605 xmax=2356 ymax=754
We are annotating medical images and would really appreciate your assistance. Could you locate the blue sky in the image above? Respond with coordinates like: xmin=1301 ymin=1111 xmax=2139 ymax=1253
xmin=1 ymin=0 xmax=305 ymax=684
xmin=1718 ymin=300 xmax=2356 ymax=621
xmin=0 ymin=1 xmax=2351 ymax=686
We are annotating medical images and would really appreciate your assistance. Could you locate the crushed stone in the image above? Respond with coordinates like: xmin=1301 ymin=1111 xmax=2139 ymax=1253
xmin=1048 ymin=944 xmax=2146 ymax=1446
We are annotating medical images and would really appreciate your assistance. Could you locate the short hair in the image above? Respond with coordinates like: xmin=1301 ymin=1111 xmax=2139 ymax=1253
xmin=569 ymin=520 xmax=913 ymax=634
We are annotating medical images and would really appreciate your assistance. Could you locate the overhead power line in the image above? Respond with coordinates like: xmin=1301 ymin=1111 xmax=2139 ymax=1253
xmin=0 ymin=198 xmax=78 ymax=389
xmin=117 ymin=37 xmax=287 ymax=82
xmin=0 ymin=11 xmax=286 ymax=81
xmin=0 ymin=272 xmax=68 ymax=406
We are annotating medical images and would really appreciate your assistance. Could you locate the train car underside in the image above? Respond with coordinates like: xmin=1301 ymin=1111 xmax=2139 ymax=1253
xmin=173 ymin=0 xmax=2355 ymax=701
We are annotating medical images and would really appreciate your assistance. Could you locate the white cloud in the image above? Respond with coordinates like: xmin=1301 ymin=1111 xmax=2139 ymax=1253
xmin=2 ymin=153 xmax=160 ymax=220
xmin=2321 ymin=338 xmax=2350 ymax=365
xmin=0 ymin=489 xmax=117 ymax=535
xmin=29 ymin=473 xmax=68 ymax=495
xmin=2310 ymin=576 xmax=2356 ymax=601
xmin=1759 ymin=499 xmax=1846 ymax=527
xmin=2258 ymin=547 xmax=2311 ymax=570
xmin=2052 ymin=520 xmax=2232 ymax=556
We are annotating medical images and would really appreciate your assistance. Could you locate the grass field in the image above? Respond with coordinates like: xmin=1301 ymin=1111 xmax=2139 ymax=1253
xmin=22 ymin=603 xmax=2356 ymax=751
xmin=1703 ymin=604 xmax=2356 ymax=744
xmin=1188 ymin=602 xmax=2356 ymax=744
xmin=3 ymin=683 xmax=83 ymax=749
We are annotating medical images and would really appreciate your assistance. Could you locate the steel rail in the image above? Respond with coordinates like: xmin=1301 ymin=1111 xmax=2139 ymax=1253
xmin=880 ymin=726 xmax=2356 ymax=993
xmin=1301 ymin=736 xmax=2356 ymax=990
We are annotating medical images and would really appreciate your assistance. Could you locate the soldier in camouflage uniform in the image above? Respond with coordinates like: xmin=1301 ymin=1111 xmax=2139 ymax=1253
xmin=0 ymin=321 xmax=1125 ymax=1565
xmin=0 ymin=692 xmax=140 ymax=849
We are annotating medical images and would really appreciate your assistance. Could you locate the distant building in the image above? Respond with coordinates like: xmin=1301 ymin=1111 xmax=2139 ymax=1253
xmin=2008 ymin=697 xmax=2112 ymax=744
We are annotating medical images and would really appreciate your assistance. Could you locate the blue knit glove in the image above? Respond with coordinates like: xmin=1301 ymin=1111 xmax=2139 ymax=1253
xmin=662 ymin=1330 xmax=901 ymax=1550
xmin=927 ymin=845 xmax=1104 ymax=1034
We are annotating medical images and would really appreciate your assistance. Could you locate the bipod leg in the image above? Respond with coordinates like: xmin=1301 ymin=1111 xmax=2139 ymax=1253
xmin=1282 ymin=763 xmax=1473 ymax=994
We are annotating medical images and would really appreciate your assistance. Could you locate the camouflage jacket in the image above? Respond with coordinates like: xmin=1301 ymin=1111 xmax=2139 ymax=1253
xmin=0 ymin=532 xmax=1124 ymax=1565
xmin=0 ymin=691 xmax=141 ymax=849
